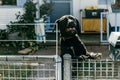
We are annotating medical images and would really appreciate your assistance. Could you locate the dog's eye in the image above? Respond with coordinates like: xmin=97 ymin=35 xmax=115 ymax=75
xmin=66 ymin=27 xmax=76 ymax=32
xmin=66 ymin=26 xmax=75 ymax=28
xmin=71 ymin=26 xmax=75 ymax=28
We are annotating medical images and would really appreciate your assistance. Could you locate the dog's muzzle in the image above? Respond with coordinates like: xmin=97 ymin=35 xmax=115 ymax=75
xmin=67 ymin=29 xmax=77 ymax=36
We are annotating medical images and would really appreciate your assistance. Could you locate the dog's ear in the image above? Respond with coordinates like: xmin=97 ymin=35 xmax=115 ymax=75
xmin=67 ymin=15 xmax=81 ymax=34
xmin=75 ymin=18 xmax=81 ymax=35
xmin=53 ymin=17 xmax=68 ymax=32
xmin=53 ymin=19 xmax=60 ymax=32
xmin=55 ymin=19 xmax=60 ymax=25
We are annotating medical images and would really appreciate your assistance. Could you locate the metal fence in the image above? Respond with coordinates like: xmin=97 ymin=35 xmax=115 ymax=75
xmin=1 ymin=55 xmax=120 ymax=80
xmin=0 ymin=22 xmax=60 ymax=80
xmin=0 ymin=55 xmax=61 ymax=80
xmin=71 ymin=59 xmax=120 ymax=80
xmin=100 ymin=12 xmax=120 ymax=43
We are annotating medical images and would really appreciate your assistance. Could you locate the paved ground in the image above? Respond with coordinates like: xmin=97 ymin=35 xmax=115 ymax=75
xmin=35 ymin=45 xmax=110 ymax=60
xmin=34 ymin=33 xmax=111 ymax=60
xmin=86 ymin=45 xmax=110 ymax=59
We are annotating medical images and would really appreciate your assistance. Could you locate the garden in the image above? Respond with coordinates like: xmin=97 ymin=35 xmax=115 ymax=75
xmin=0 ymin=0 xmax=54 ymax=55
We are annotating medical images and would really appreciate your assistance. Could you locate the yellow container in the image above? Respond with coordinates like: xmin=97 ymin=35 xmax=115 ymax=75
xmin=92 ymin=6 xmax=98 ymax=10
xmin=85 ymin=6 xmax=98 ymax=10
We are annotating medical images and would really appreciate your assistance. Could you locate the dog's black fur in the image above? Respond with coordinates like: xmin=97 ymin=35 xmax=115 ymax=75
xmin=55 ymin=15 xmax=81 ymax=38
xmin=55 ymin=15 xmax=102 ymax=79
xmin=55 ymin=15 xmax=88 ymax=58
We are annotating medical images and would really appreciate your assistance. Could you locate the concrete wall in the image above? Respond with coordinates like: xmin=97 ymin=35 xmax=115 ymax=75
xmin=0 ymin=0 xmax=43 ymax=30
xmin=0 ymin=7 xmax=23 ymax=29
xmin=0 ymin=0 xmax=26 ymax=30
xmin=109 ymin=13 xmax=120 ymax=27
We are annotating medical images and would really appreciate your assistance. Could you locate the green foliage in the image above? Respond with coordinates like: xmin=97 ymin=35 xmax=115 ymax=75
xmin=40 ymin=0 xmax=54 ymax=17
xmin=8 ymin=0 xmax=36 ymax=39
xmin=1 ymin=0 xmax=16 ymax=5
xmin=112 ymin=0 xmax=120 ymax=9
xmin=0 ymin=30 xmax=8 ymax=39
xmin=0 ymin=0 xmax=54 ymax=55
xmin=22 ymin=0 xmax=36 ymax=23
xmin=0 ymin=0 xmax=41 ymax=55
xmin=7 ymin=0 xmax=54 ymax=39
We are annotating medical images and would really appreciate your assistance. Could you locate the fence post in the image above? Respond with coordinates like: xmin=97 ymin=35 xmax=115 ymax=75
xmin=57 ymin=56 xmax=62 ymax=80
xmin=118 ymin=63 xmax=120 ymax=79
xmin=63 ymin=54 xmax=71 ymax=80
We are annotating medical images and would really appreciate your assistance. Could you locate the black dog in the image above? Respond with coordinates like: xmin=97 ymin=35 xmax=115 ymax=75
xmin=55 ymin=15 xmax=102 ymax=60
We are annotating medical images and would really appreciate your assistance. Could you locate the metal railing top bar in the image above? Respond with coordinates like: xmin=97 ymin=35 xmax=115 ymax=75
xmin=0 ymin=40 xmax=57 ymax=42
xmin=0 ymin=56 xmax=57 ymax=80
xmin=72 ymin=59 xmax=120 ymax=62
xmin=0 ymin=23 xmax=57 ymax=26
xmin=0 ymin=55 xmax=57 ymax=61
xmin=0 ymin=55 xmax=56 ymax=58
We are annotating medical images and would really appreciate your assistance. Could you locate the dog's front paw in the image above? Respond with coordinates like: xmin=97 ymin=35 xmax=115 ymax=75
xmin=88 ymin=52 xmax=102 ymax=60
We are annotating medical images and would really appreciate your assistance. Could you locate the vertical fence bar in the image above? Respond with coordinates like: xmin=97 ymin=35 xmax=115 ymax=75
xmin=80 ymin=9 xmax=83 ymax=32
xmin=119 ymin=65 xmax=120 ymax=79
xmin=38 ymin=64 xmax=40 ymax=80
xmin=14 ymin=63 xmax=16 ymax=80
xmin=49 ymin=64 xmax=50 ymax=80
xmin=106 ymin=12 xmax=110 ymax=40
xmin=56 ymin=22 xmax=59 ymax=80
xmin=100 ymin=12 xmax=110 ymax=43
xmin=26 ymin=64 xmax=27 ymax=80
xmin=100 ymin=60 xmax=102 ymax=78
xmin=3 ymin=65 xmax=5 ymax=80
xmin=82 ymin=61 xmax=84 ymax=79
xmin=88 ymin=60 xmax=90 ymax=79
xmin=0 ymin=72 xmax=1 ymax=80
xmin=77 ymin=59 xmax=78 ymax=80
xmin=115 ymin=13 xmax=117 ymax=32
xmin=8 ymin=64 xmax=10 ymax=80
xmin=94 ymin=60 xmax=96 ymax=80
xmin=106 ymin=60 xmax=108 ymax=79
xmin=100 ymin=12 xmax=103 ymax=42
xmin=112 ymin=62 xmax=114 ymax=79
xmin=32 ymin=66 xmax=34 ymax=80
xmin=57 ymin=56 xmax=62 ymax=80
xmin=20 ymin=64 xmax=22 ymax=80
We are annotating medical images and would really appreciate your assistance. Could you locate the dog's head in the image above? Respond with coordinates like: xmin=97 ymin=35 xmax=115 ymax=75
xmin=65 ymin=19 xmax=77 ymax=36
xmin=55 ymin=15 xmax=80 ymax=38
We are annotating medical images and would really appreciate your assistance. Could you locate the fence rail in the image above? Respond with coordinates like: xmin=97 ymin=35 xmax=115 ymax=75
xmin=71 ymin=59 xmax=120 ymax=80
xmin=63 ymin=54 xmax=120 ymax=80
xmin=0 ymin=55 xmax=59 ymax=80
xmin=1 ymin=55 xmax=120 ymax=80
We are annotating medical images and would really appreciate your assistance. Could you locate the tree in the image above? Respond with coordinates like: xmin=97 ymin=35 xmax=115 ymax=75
xmin=112 ymin=0 xmax=120 ymax=9
xmin=6 ymin=0 xmax=38 ymax=50
xmin=8 ymin=0 xmax=36 ymax=39
xmin=1 ymin=0 xmax=16 ymax=5
xmin=40 ymin=0 xmax=54 ymax=17
xmin=5 ymin=0 xmax=54 ymax=51
xmin=8 ymin=0 xmax=54 ymax=39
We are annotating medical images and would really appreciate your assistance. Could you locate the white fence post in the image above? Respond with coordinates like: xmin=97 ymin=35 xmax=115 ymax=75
xmin=63 ymin=54 xmax=71 ymax=80
xmin=118 ymin=64 xmax=120 ymax=79
xmin=56 ymin=56 xmax=62 ymax=80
